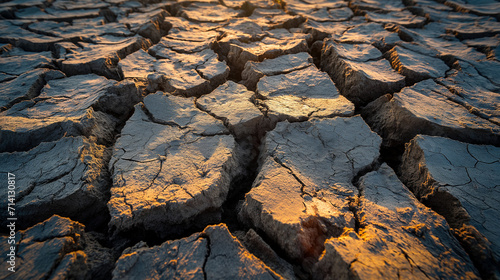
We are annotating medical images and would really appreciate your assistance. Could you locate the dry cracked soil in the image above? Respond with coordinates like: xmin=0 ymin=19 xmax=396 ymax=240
xmin=0 ymin=0 xmax=499 ymax=279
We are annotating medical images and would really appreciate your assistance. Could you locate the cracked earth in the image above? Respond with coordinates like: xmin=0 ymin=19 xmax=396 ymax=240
xmin=0 ymin=0 xmax=499 ymax=279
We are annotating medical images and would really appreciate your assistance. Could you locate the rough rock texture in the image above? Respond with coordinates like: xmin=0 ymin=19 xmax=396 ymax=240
xmin=112 ymin=224 xmax=283 ymax=280
xmin=0 ymin=137 xmax=109 ymax=229
xmin=362 ymin=79 xmax=500 ymax=148
xmin=0 ymin=215 xmax=113 ymax=280
xmin=239 ymin=116 xmax=381 ymax=262
xmin=108 ymin=92 xmax=243 ymax=237
xmin=314 ymin=164 xmax=480 ymax=279
xmin=321 ymin=40 xmax=405 ymax=105
xmin=401 ymin=135 xmax=500 ymax=279
xmin=0 ymin=74 xmax=140 ymax=152
xmin=255 ymin=65 xmax=354 ymax=122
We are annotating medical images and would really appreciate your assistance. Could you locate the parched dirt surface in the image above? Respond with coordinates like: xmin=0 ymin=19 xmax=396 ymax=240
xmin=0 ymin=0 xmax=499 ymax=279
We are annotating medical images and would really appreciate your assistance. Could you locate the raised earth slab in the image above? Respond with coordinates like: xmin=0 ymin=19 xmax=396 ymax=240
xmin=120 ymin=47 xmax=228 ymax=96
xmin=60 ymin=36 xmax=152 ymax=79
xmin=196 ymin=81 xmax=265 ymax=139
xmin=248 ymin=9 xmax=304 ymax=29
xmin=294 ymin=7 xmax=353 ymax=23
xmin=350 ymin=0 xmax=405 ymax=12
xmin=241 ymin=52 xmax=314 ymax=90
xmin=27 ymin=19 xmax=133 ymax=43
xmin=0 ymin=68 xmax=65 ymax=110
xmin=118 ymin=9 xmax=169 ymax=43
xmin=445 ymin=0 xmax=500 ymax=20
xmin=0 ymin=0 xmax=498 ymax=279
xmin=108 ymin=92 xmax=243 ymax=237
xmin=365 ymin=10 xmax=426 ymax=28
xmin=0 ymin=215 xmax=113 ymax=280
xmin=149 ymin=42 xmax=229 ymax=91
xmin=227 ymin=29 xmax=309 ymax=71
xmin=321 ymin=40 xmax=405 ymax=105
xmin=164 ymin=16 xmax=221 ymax=42
xmin=445 ymin=18 xmax=500 ymax=40
xmin=470 ymin=59 xmax=500 ymax=88
xmin=216 ymin=18 xmax=266 ymax=47
xmin=238 ymin=228 xmax=297 ymax=280
xmin=112 ymin=224 xmax=283 ymax=279
xmin=179 ymin=2 xmax=242 ymax=23
xmin=224 ymin=0 xmax=280 ymax=9
xmin=286 ymin=0 xmax=346 ymax=10
xmin=284 ymin=0 xmax=351 ymax=22
xmin=332 ymin=22 xmax=400 ymax=50
xmin=14 ymin=6 xmax=100 ymax=21
xmin=256 ymin=65 xmax=342 ymax=99
xmin=362 ymin=79 xmax=500 ymax=147
xmin=239 ymin=116 xmax=381 ymax=262
xmin=401 ymin=135 xmax=500 ymax=279
xmin=387 ymin=45 xmax=449 ymax=84
xmin=436 ymin=61 xmax=500 ymax=125
xmin=0 ymin=20 xmax=63 ymax=52
xmin=255 ymin=65 xmax=354 ymax=122
xmin=0 ymin=137 xmax=109 ymax=229
xmin=313 ymin=164 xmax=480 ymax=280
xmin=152 ymin=35 xmax=215 ymax=54
xmin=0 ymin=48 xmax=52 ymax=75
xmin=0 ymin=74 xmax=139 ymax=153
xmin=303 ymin=19 xmax=362 ymax=41
xmin=397 ymin=23 xmax=488 ymax=64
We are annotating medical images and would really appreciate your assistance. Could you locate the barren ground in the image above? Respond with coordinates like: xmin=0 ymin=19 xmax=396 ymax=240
xmin=0 ymin=0 xmax=499 ymax=279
